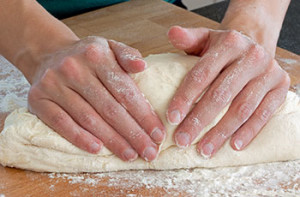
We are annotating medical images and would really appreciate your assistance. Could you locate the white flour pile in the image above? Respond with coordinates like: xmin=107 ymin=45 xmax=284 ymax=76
xmin=0 ymin=55 xmax=299 ymax=196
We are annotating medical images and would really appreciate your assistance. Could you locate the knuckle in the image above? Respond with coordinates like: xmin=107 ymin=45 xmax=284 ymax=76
xmin=189 ymin=66 xmax=210 ymax=84
xmin=72 ymin=130 xmax=84 ymax=146
xmin=136 ymin=114 xmax=148 ymax=125
xmin=104 ymin=105 xmax=118 ymax=119
xmin=115 ymin=86 xmax=136 ymax=104
xmin=243 ymin=126 xmax=255 ymax=139
xmin=248 ymin=44 xmax=265 ymax=61
xmin=79 ymin=113 xmax=97 ymax=129
xmin=50 ymin=112 xmax=68 ymax=127
xmin=265 ymin=60 xmax=277 ymax=73
xmin=28 ymin=85 xmax=41 ymax=102
xmin=39 ymin=68 xmax=57 ymax=89
xmin=211 ymin=87 xmax=231 ymax=105
xmin=255 ymin=108 xmax=271 ymax=122
xmin=224 ymin=30 xmax=241 ymax=47
xmin=85 ymin=43 xmax=108 ymax=64
xmin=179 ymin=93 xmax=192 ymax=106
xmin=172 ymin=92 xmax=192 ymax=109
xmin=59 ymin=56 xmax=82 ymax=82
xmin=281 ymin=71 xmax=291 ymax=87
xmin=236 ymin=102 xmax=253 ymax=122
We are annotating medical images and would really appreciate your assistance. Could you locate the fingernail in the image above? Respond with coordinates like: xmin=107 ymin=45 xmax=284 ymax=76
xmin=151 ymin=128 xmax=164 ymax=143
xmin=234 ymin=139 xmax=243 ymax=150
xmin=175 ymin=132 xmax=191 ymax=148
xmin=168 ymin=109 xmax=181 ymax=125
xmin=90 ymin=142 xmax=101 ymax=153
xmin=143 ymin=146 xmax=157 ymax=161
xmin=201 ymin=142 xmax=214 ymax=159
xmin=123 ymin=149 xmax=137 ymax=161
xmin=134 ymin=58 xmax=147 ymax=69
xmin=140 ymin=59 xmax=147 ymax=69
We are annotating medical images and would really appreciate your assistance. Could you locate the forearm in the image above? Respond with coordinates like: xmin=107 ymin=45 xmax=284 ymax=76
xmin=0 ymin=0 xmax=79 ymax=83
xmin=220 ymin=0 xmax=290 ymax=56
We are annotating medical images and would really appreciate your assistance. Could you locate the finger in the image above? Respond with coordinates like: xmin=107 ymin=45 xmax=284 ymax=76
xmin=48 ymin=85 xmax=138 ymax=161
xmin=61 ymin=53 xmax=159 ymax=161
xmin=173 ymin=45 xmax=269 ymax=148
xmin=167 ymin=25 xmax=210 ymax=55
xmin=83 ymin=78 xmax=158 ymax=161
xmin=108 ymin=40 xmax=147 ymax=73
xmin=230 ymin=73 xmax=290 ymax=151
xmin=84 ymin=44 xmax=166 ymax=145
xmin=28 ymin=95 xmax=102 ymax=154
xmin=196 ymin=66 xmax=284 ymax=158
xmin=167 ymin=34 xmax=247 ymax=126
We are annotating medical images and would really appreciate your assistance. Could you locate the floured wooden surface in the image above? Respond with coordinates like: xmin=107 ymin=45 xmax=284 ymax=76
xmin=0 ymin=160 xmax=299 ymax=196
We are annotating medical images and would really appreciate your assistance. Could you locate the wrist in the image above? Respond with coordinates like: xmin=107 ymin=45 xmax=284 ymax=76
xmin=220 ymin=0 xmax=290 ymax=57
xmin=0 ymin=0 xmax=79 ymax=84
xmin=15 ymin=25 xmax=79 ymax=84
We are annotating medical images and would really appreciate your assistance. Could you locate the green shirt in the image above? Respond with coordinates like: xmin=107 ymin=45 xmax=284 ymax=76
xmin=38 ymin=0 xmax=177 ymax=19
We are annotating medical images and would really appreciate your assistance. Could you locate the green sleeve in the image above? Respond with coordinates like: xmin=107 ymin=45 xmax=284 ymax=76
xmin=38 ymin=0 xmax=177 ymax=19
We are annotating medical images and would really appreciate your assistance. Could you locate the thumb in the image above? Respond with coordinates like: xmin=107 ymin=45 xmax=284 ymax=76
xmin=108 ymin=40 xmax=147 ymax=73
xmin=167 ymin=26 xmax=210 ymax=55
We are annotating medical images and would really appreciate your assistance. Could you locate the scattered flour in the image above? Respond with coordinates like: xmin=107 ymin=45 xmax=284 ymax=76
xmin=0 ymin=56 xmax=29 ymax=112
xmin=49 ymin=184 xmax=55 ymax=191
xmin=278 ymin=58 xmax=298 ymax=65
xmin=47 ymin=160 xmax=300 ymax=196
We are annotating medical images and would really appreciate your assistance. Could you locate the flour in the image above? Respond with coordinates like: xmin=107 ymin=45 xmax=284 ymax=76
xmin=47 ymin=160 xmax=300 ymax=196
xmin=0 ymin=56 xmax=29 ymax=112
xmin=278 ymin=58 xmax=298 ymax=65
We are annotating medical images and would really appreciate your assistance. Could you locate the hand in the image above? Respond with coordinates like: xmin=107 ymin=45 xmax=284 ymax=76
xmin=166 ymin=26 xmax=290 ymax=158
xmin=28 ymin=36 xmax=165 ymax=161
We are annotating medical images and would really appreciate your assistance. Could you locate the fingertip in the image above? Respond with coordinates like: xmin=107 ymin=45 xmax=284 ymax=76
xmin=143 ymin=146 xmax=158 ymax=162
xmin=174 ymin=131 xmax=191 ymax=148
xmin=167 ymin=25 xmax=185 ymax=37
xmin=166 ymin=109 xmax=182 ymax=125
xmin=122 ymin=148 xmax=138 ymax=162
xmin=89 ymin=141 xmax=103 ymax=154
xmin=150 ymin=127 xmax=166 ymax=144
xmin=167 ymin=26 xmax=190 ymax=49
xmin=198 ymin=142 xmax=215 ymax=159
xmin=108 ymin=39 xmax=146 ymax=73
xmin=233 ymin=139 xmax=244 ymax=151
xmin=127 ymin=58 xmax=147 ymax=73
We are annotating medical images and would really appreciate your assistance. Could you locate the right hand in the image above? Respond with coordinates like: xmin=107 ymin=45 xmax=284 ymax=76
xmin=28 ymin=36 xmax=166 ymax=161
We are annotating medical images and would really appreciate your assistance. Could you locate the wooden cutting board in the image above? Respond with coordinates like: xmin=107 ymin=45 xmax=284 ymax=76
xmin=0 ymin=0 xmax=299 ymax=196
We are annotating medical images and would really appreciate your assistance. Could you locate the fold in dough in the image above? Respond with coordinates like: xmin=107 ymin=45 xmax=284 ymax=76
xmin=0 ymin=53 xmax=299 ymax=172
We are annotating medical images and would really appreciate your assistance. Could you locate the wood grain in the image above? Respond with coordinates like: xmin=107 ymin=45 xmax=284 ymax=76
xmin=0 ymin=0 xmax=299 ymax=196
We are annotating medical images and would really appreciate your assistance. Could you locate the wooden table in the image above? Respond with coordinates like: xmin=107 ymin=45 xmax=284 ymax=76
xmin=0 ymin=0 xmax=299 ymax=196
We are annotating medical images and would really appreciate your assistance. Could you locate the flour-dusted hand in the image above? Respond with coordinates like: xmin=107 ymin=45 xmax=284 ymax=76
xmin=0 ymin=1 xmax=166 ymax=161
xmin=166 ymin=26 xmax=290 ymax=158
xmin=28 ymin=37 xmax=165 ymax=161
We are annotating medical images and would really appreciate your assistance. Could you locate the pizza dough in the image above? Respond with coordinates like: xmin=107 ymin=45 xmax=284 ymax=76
xmin=0 ymin=53 xmax=299 ymax=172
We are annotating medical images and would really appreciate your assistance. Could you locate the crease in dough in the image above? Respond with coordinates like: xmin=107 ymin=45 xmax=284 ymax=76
xmin=0 ymin=53 xmax=299 ymax=172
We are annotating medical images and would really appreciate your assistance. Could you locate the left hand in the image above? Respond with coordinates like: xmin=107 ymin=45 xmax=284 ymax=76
xmin=166 ymin=26 xmax=290 ymax=158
